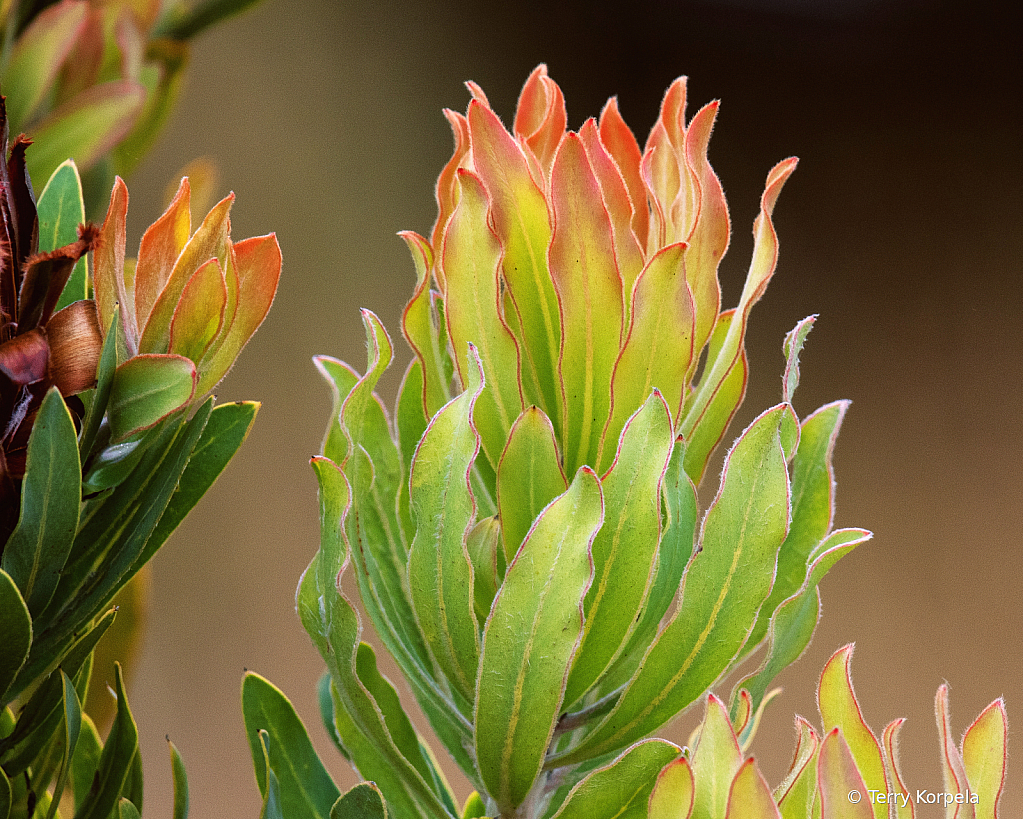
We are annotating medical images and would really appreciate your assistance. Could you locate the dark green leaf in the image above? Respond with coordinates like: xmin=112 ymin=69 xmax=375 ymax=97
xmin=118 ymin=797 xmax=142 ymax=819
xmin=2 ymin=388 xmax=82 ymax=616
xmin=0 ymin=766 xmax=10 ymax=819
xmin=0 ymin=570 xmax=31 ymax=705
xmin=72 ymin=663 xmax=139 ymax=819
xmin=257 ymin=731 xmax=286 ymax=819
xmin=37 ymin=160 xmax=89 ymax=312
xmin=42 ymin=671 xmax=81 ymax=819
xmin=242 ymin=672 xmax=340 ymax=819
xmin=79 ymin=305 xmax=120 ymax=460
xmin=143 ymin=400 xmax=258 ymax=562
xmin=70 ymin=714 xmax=102 ymax=810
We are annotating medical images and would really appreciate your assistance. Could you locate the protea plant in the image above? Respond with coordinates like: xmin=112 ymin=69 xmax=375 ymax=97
xmin=257 ymin=66 xmax=875 ymax=819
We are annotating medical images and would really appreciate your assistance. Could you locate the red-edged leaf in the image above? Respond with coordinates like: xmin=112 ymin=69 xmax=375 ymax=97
xmin=936 ymin=685 xmax=977 ymax=819
xmin=549 ymin=132 xmax=624 ymax=474
xmin=641 ymin=77 xmax=687 ymax=251
xmin=961 ymin=699 xmax=1007 ymax=819
xmin=599 ymin=97 xmax=648 ymax=249
xmin=135 ymin=177 xmax=191 ymax=333
xmin=139 ymin=193 xmax=233 ymax=354
xmin=431 ymin=108 xmax=470 ymax=272
xmin=726 ymin=758 xmax=782 ymax=819
xmin=817 ymin=728 xmax=873 ymax=819
xmin=648 ymin=755 xmax=695 ymax=819
xmin=441 ymin=169 xmax=522 ymax=466
xmin=169 ymin=257 xmax=226 ymax=364
xmin=94 ymin=177 xmax=133 ymax=347
xmin=881 ymin=720 xmax=915 ymax=819
xmin=466 ymin=99 xmax=561 ymax=427
xmin=513 ymin=64 xmax=566 ymax=178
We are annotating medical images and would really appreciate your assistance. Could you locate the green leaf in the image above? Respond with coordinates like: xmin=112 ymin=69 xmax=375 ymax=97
xmin=42 ymin=671 xmax=82 ymax=819
xmin=475 ymin=467 xmax=604 ymax=813
xmin=441 ymin=172 xmax=523 ymax=467
xmin=108 ymin=354 xmax=196 ymax=442
xmin=354 ymin=644 xmax=437 ymax=797
xmin=818 ymin=647 xmax=888 ymax=819
xmin=496 ymin=406 xmax=567 ymax=563
xmin=0 ymin=609 xmax=113 ymax=771
xmin=781 ymin=316 xmax=816 ymax=405
xmin=461 ymin=791 xmax=486 ymax=819
xmin=2 ymin=388 xmax=82 ymax=616
xmin=168 ymin=738 xmax=190 ymax=819
xmin=37 ymin=160 xmax=90 ymax=312
xmin=298 ymin=458 xmax=457 ymax=819
xmin=395 ymin=359 xmax=429 ymax=476
xmin=744 ymin=401 xmax=849 ymax=653
xmin=242 ymin=672 xmax=340 ymax=819
xmin=70 ymin=714 xmax=103 ymax=811
xmin=313 ymin=356 xmax=359 ymax=464
xmin=548 ymin=134 xmax=624 ymax=475
xmin=408 ymin=347 xmax=484 ymax=702
xmin=0 ymin=766 xmax=10 ymax=819
xmin=733 ymin=528 xmax=871 ymax=717
xmin=0 ymin=570 xmax=31 ymax=705
xmin=565 ymin=391 xmax=674 ymax=707
xmin=465 ymin=101 xmax=561 ymax=429
xmin=79 ymin=305 xmax=121 ymax=461
xmin=776 ymin=718 xmax=820 ymax=819
xmin=316 ymin=672 xmax=349 ymax=761
xmin=550 ymin=739 xmax=681 ymax=819
xmin=879 ymin=721 xmax=913 ymax=819
xmin=603 ymin=243 xmax=694 ymax=469
xmin=25 ymin=81 xmax=146 ymax=187
xmin=681 ymin=309 xmax=748 ymax=486
xmin=723 ymin=759 xmax=781 ymax=819
xmin=144 ymin=399 xmax=259 ymax=559
xmin=257 ymin=731 xmax=286 ymax=819
xmin=598 ymin=437 xmax=697 ymax=697
xmin=73 ymin=664 xmax=139 ymax=819
xmin=817 ymin=729 xmax=873 ymax=819
xmin=465 ymin=516 xmax=503 ymax=623
xmin=690 ymin=696 xmax=744 ymax=819
xmin=331 ymin=782 xmax=389 ymax=819
xmin=118 ymin=798 xmax=142 ymax=819
xmin=399 ymin=233 xmax=452 ymax=422
xmin=648 ymin=756 xmax=695 ymax=819
xmin=961 ymin=700 xmax=1007 ymax=819
xmin=24 ymin=404 xmax=213 ymax=694
xmin=552 ymin=405 xmax=791 ymax=767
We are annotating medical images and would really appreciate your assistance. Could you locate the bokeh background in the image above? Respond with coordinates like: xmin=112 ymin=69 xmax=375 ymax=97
xmin=106 ymin=0 xmax=1022 ymax=814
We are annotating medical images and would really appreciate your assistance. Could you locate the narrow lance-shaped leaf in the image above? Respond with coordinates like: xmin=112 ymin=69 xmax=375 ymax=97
xmin=497 ymin=405 xmax=567 ymax=563
xmin=564 ymin=391 xmax=673 ymax=706
xmin=475 ymin=467 xmax=604 ymax=813
xmin=42 ymin=671 xmax=82 ymax=819
xmin=242 ymin=672 xmax=340 ymax=819
xmin=961 ymin=699 xmax=1007 ymax=819
xmin=745 ymin=399 xmax=849 ymax=654
xmin=442 ymin=169 xmax=522 ymax=465
xmin=776 ymin=718 xmax=821 ymax=819
xmin=407 ymin=342 xmax=485 ymax=704
xmin=552 ymin=405 xmax=791 ymax=766
xmin=679 ymin=159 xmax=797 ymax=445
xmin=549 ymin=132 xmax=625 ymax=475
xmin=880 ymin=720 xmax=914 ymax=819
xmin=466 ymin=99 xmax=561 ymax=427
xmin=602 ymin=242 xmax=693 ymax=468
xmin=935 ymin=686 xmax=977 ymax=819
xmin=818 ymin=646 xmax=889 ymax=819
xmin=0 ymin=570 xmax=31 ymax=705
xmin=2 ymin=388 xmax=82 ymax=616
xmin=168 ymin=738 xmax=190 ymax=819
xmin=36 ymin=159 xmax=90 ymax=311
xmin=550 ymin=739 xmax=682 ymax=819
xmin=733 ymin=528 xmax=871 ymax=716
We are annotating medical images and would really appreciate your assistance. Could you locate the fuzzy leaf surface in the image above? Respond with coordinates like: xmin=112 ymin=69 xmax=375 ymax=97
xmin=475 ymin=467 xmax=603 ymax=813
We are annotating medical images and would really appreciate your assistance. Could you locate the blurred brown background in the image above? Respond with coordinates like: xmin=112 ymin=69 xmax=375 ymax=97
xmin=108 ymin=0 xmax=1022 ymax=814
